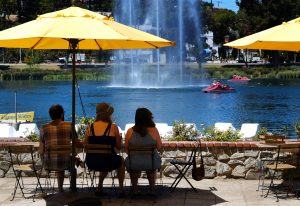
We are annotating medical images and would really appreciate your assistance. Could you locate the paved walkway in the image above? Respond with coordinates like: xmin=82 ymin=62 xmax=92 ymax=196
xmin=0 ymin=177 xmax=299 ymax=206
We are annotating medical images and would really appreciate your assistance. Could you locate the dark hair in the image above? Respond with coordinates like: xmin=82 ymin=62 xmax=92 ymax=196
xmin=133 ymin=108 xmax=155 ymax=137
xmin=49 ymin=104 xmax=64 ymax=120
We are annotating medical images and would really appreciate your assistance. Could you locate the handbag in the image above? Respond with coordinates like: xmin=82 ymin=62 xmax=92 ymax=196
xmin=192 ymin=140 xmax=205 ymax=181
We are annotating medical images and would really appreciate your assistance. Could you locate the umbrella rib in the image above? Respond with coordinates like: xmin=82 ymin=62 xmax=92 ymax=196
xmin=94 ymin=40 xmax=103 ymax=50
xmin=145 ymin=41 xmax=158 ymax=48
xmin=30 ymin=38 xmax=44 ymax=49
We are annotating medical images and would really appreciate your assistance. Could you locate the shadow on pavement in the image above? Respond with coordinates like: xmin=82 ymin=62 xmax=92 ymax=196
xmin=43 ymin=185 xmax=226 ymax=206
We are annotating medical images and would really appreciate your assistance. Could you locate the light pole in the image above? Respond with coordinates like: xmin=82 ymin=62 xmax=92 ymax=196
xmin=19 ymin=48 xmax=22 ymax=63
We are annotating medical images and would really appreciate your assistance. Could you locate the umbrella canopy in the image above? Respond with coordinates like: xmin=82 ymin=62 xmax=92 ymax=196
xmin=0 ymin=6 xmax=175 ymax=191
xmin=0 ymin=6 xmax=175 ymax=49
xmin=224 ymin=17 xmax=300 ymax=52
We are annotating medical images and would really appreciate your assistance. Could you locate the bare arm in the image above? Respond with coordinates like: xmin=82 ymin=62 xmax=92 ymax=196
xmin=124 ymin=128 xmax=133 ymax=153
xmin=38 ymin=127 xmax=44 ymax=155
xmin=153 ymin=127 xmax=162 ymax=150
xmin=83 ymin=125 xmax=91 ymax=145
xmin=112 ymin=124 xmax=122 ymax=150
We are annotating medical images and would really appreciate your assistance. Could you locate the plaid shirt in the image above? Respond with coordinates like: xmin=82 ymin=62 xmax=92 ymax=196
xmin=40 ymin=121 xmax=76 ymax=170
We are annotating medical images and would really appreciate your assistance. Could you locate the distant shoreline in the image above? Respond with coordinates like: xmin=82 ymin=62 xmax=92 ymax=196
xmin=1 ymin=63 xmax=300 ymax=81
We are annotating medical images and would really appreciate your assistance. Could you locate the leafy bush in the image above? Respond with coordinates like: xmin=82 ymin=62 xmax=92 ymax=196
xmin=295 ymin=122 xmax=300 ymax=137
xmin=76 ymin=116 xmax=95 ymax=140
xmin=201 ymin=125 xmax=241 ymax=141
xmin=25 ymin=132 xmax=39 ymax=142
xmin=167 ymin=121 xmax=199 ymax=141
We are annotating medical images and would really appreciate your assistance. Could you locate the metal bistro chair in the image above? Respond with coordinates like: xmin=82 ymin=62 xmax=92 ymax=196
xmin=170 ymin=145 xmax=199 ymax=192
xmin=8 ymin=145 xmax=43 ymax=201
xmin=85 ymin=136 xmax=117 ymax=194
xmin=264 ymin=143 xmax=300 ymax=202
xmin=42 ymin=144 xmax=72 ymax=194
xmin=127 ymin=144 xmax=162 ymax=190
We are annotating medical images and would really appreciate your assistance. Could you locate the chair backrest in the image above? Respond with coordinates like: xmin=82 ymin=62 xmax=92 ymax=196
xmin=278 ymin=143 xmax=300 ymax=154
xmin=85 ymin=136 xmax=116 ymax=172
xmin=214 ymin=122 xmax=236 ymax=132
xmin=8 ymin=145 xmax=38 ymax=173
xmin=8 ymin=145 xmax=35 ymax=163
xmin=43 ymin=144 xmax=72 ymax=171
xmin=240 ymin=123 xmax=260 ymax=140
xmin=127 ymin=144 xmax=156 ymax=172
xmin=275 ymin=144 xmax=300 ymax=166
xmin=45 ymin=144 xmax=72 ymax=155
xmin=260 ymin=135 xmax=287 ymax=144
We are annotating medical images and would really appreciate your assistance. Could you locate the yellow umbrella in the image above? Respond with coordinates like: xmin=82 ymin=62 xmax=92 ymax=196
xmin=0 ymin=6 xmax=175 ymax=49
xmin=0 ymin=6 xmax=175 ymax=191
xmin=225 ymin=17 xmax=300 ymax=52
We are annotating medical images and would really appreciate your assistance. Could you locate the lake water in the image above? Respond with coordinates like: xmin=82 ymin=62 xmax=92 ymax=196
xmin=0 ymin=79 xmax=300 ymax=138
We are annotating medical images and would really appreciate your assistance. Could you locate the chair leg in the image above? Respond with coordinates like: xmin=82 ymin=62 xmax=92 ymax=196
xmin=264 ymin=169 xmax=278 ymax=201
xmin=170 ymin=164 xmax=196 ymax=192
xmin=11 ymin=171 xmax=28 ymax=201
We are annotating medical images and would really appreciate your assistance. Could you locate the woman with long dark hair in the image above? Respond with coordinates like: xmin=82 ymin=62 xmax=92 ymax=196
xmin=125 ymin=108 xmax=162 ymax=195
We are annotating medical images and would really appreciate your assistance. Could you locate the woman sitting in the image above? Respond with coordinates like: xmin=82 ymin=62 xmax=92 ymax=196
xmin=125 ymin=108 xmax=162 ymax=195
xmin=84 ymin=102 xmax=125 ymax=197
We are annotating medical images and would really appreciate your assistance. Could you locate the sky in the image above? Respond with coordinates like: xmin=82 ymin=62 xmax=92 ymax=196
xmin=205 ymin=0 xmax=239 ymax=13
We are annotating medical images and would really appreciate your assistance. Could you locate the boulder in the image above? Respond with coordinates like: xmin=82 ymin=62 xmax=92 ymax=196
xmin=245 ymin=169 xmax=260 ymax=180
xmin=228 ymin=159 xmax=243 ymax=167
xmin=230 ymin=152 xmax=245 ymax=160
xmin=204 ymin=166 xmax=216 ymax=178
xmin=244 ymin=150 xmax=259 ymax=158
xmin=244 ymin=157 xmax=257 ymax=170
xmin=203 ymin=156 xmax=217 ymax=166
xmin=218 ymin=153 xmax=230 ymax=162
xmin=216 ymin=162 xmax=232 ymax=176
xmin=232 ymin=165 xmax=246 ymax=178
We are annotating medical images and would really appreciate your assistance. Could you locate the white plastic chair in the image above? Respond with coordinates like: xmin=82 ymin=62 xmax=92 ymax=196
xmin=214 ymin=122 xmax=236 ymax=132
xmin=0 ymin=125 xmax=18 ymax=138
xmin=124 ymin=122 xmax=173 ymax=138
xmin=240 ymin=123 xmax=260 ymax=140
xmin=156 ymin=123 xmax=173 ymax=137
xmin=183 ymin=123 xmax=197 ymax=130
xmin=17 ymin=123 xmax=40 ymax=137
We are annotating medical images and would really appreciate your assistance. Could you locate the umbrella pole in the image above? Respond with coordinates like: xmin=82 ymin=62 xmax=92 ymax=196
xmin=70 ymin=39 xmax=80 ymax=192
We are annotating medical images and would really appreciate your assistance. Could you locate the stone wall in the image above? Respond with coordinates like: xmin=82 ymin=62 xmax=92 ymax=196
xmin=1 ymin=140 xmax=300 ymax=180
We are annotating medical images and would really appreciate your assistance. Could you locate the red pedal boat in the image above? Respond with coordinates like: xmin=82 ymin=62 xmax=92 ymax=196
xmin=202 ymin=82 xmax=235 ymax=93
xmin=228 ymin=75 xmax=251 ymax=82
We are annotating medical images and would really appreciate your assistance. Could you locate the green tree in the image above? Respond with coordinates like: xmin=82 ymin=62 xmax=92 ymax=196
xmin=236 ymin=0 xmax=300 ymax=64
xmin=236 ymin=0 xmax=300 ymax=37
xmin=209 ymin=8 xmax=237 ymax=44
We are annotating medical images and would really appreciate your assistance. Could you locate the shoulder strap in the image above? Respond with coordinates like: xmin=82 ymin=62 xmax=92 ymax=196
xmin=90 ymin=123 xmax=95 ymax=136
xmin=103 ymin=122 xmax=112 ymax=136
xmin=198 ymin=140 xmax=203 ymax=163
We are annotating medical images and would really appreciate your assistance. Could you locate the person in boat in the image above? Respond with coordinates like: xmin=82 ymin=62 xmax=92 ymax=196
xmin=124 ymin=108 xmax=162 ymax=195
xmin=84 ymin=102 xmax=125 ymax=197
xmin=232 ymin=73 xmax=240 ymax=79
xmin=212 ymin=80 xmax=217 ymax=85
xmin=39 ymin=104 xmax=78 ymax=193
